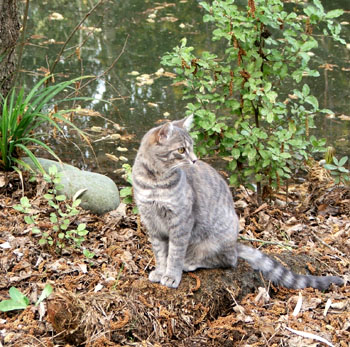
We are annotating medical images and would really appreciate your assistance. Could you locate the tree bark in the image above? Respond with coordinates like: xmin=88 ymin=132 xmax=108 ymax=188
xmin=0 ymin=0 xmax=20 ymax=98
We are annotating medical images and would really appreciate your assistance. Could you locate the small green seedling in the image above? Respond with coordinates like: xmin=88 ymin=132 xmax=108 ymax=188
xmin=13 ymin=165 xmax=94 ymax=258
xmin=119 ymin=163 xmax=138 ymax=214
xmin=0 ymin=284 xmax=53 ymax=312
xmin=323 ymin=156 xmax=350 ymax=185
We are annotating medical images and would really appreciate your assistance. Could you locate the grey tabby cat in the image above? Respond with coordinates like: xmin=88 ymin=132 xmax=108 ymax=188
xmin=132 ymin=116 xmax=343 ymax=290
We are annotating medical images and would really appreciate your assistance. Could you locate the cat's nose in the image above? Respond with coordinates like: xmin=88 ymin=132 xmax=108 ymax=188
xmin=190 ymin=153 xmax=198 ymax=164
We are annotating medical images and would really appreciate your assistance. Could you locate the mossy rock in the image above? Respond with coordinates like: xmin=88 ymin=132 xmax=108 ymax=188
xmin=22 ymin=157 xmax=120 ymax=215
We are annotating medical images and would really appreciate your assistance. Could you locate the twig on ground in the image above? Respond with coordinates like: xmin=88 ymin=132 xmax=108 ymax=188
xmin=310 ymin=230 xmax=346 ymax=257
xmin=239 ymin=236 xmax=297 ymax=248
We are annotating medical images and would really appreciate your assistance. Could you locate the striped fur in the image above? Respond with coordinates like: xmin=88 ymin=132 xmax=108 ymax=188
xmin=132 ymin=117 xmax=343 ymax=290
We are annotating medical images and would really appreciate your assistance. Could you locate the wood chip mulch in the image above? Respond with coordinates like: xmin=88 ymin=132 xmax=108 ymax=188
xmin=0 ymin=163 xmax=349 ymax=346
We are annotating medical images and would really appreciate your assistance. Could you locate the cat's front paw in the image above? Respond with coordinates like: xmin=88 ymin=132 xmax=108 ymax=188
xmin=149 ymin=269 xmax=164 ymax=283
xmin=161 ymin=273 xmax=182 ymax=288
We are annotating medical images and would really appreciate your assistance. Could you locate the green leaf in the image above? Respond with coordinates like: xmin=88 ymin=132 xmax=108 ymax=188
xmin=231 ymin=148 xmax=240 ymax=159
xmin=50 ymin=214 xmax=58 ymax=223
xmin=266 ymin=111 xmax=274 ymax=123
xmin=83 ymin=249 xmax=95 ymax=259
xmin=0 ymin=287 xmax=30 ymax=311
xmin=39 ymin=238 xmax=47 ymax=245
xmin=302 ymin=84 xmax=310 ymax=97
xmin=48 ymin=165 xmax=58 ymax=176
xmin=229 ymin=174 xmax=238 ymax=186
xmin=44 ymin=194 xmax=54 ymax=200
xmin=300 ymin=40 xmax=318 ymax=52
xmin=338 ymin=167 xmax=349 ymax=173
xmin=305 ymin=95 xmax=319 ymax=110
xmin=24 ymin=215 xmax=35 ymax=225
xmin=338 ymin=156 xmax=348 ymax=167
xmin=0 ymin=299 xmax=28 ymax=312
xmin=20 ymin=196 xmax=31 ymax=208
xmin=326 ymin=9 xmax=344 ymax=19
xmin=77 ymin=229 xmax=89 ymax=236
xmin=77 ymin=223 xmax=86 ymax=232
xmin=32 ymin=227 xmax=41 ymax=234
xmin=35 ymin=284 xmax=53 ymax=306
xmin=55 ymin=195 xmax=66 ymax=201
xmin=323 ymin=164 xmax=338 ymax=171
xmin=228 ymin=160 xmax=237 ymax=171
xmin=120 ymin=187 xmax=132 ymax=198
xmin=13 ymin=205 xmax=24 ymax=212
xmin=9 ymin=287 xmax=29 ymax=304
xmin=72 ymin=199 xmax=81 ymax=208
xmin=48 ymin=200 xmax=59 ymax=209
xmin=248 ymin=148 xmax=257 ymax=161
xmin=60 ymin=224 xmax=68 ymax=231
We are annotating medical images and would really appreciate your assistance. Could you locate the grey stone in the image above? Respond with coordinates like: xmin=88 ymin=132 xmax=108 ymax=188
xmin=22 ymin=157 xmax=120 ymax=215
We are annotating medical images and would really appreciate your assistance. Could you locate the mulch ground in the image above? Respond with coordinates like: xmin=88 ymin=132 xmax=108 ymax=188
xmin=0 ymin=161 xmax=349 ymax=346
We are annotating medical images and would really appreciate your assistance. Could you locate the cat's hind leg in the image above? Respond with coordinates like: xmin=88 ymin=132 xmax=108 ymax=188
xmin=183 ymin=241 xmax=238 ymax=272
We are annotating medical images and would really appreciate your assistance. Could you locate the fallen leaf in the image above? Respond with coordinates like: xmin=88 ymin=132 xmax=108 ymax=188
xmin=116 ymin=146 xmax=128 ymax=152
xmin=0 ymin=242 xmax=11 ymax=249
xmin=75 ymin=108 xmax=102 ymax=117
xmin=90 ymin=126 xmax=103 ymax=133
xmin=155 ymin=68 xmax=164 ymax=76
xmin=48 ymin=12 xmax=64 ymax=20
xmin=338 ymin=114 xmax=350 ymax=121
xmin=105 ymin=153 xmax=119 ymax=162
xmin=0 ymin=175 xmax=5 ymax=188
xmin=80 ymin=26 xmax=102 ymax=33
xmin=163 ymin=71 xmax=177 ymax=78
xmin=94 ymin=283 xmax=104 ymax=292
xmin=110 ymin=134 xmax=121 ymax=140
xmin=128 ymin=71 xmax=140 ymax=76
xmin=30 ymin=35 xmax=46 ymax=40
xmin=160 ymin=16 xmax=178 ymax=22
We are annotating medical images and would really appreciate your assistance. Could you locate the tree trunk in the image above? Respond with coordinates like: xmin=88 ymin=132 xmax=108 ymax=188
xmin=0 ymin=0 xmax=20 ymax=98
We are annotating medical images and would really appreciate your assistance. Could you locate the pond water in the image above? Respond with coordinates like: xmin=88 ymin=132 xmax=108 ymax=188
xmin=20 ymin=0 xmax=350 ymax=183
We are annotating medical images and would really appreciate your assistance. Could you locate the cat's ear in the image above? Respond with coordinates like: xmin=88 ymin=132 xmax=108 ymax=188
xmin=155 ymin=122 xmax=173 ymax=143
xmin=172 ymin=114 xmax=194 ymax=131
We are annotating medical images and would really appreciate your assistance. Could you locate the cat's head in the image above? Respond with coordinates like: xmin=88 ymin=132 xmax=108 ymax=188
xmin=141 ymin=116 xmax=198 ymax=171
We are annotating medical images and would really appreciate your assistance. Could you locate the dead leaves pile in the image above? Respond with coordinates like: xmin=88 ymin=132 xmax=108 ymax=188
xmin=0 ymin=167 xmax=349 ymax=346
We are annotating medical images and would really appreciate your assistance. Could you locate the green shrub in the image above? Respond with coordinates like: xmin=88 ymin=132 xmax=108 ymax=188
xmin=162 ymin=0 xmax=345 ymax=197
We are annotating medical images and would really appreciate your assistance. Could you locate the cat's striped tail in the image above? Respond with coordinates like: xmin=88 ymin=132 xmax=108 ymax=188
xmin=237 ymin=243 xmax=343 ymax=290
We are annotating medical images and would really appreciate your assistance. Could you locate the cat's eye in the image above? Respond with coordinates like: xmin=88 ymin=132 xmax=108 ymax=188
xmin=177 ymin=147 xmax=186 ymax=154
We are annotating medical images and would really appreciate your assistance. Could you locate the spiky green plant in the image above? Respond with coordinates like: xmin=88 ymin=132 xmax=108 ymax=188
xmin=0 ymin=75 xmax=89 ymax=172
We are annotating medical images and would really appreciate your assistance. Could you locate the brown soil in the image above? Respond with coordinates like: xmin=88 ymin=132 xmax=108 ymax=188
xmin=0 ymin=163 xmax=349 ymax=346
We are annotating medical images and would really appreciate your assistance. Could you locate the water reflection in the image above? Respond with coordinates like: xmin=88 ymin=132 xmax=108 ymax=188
xmin=20 ymin=0 xmax=350 ymax=182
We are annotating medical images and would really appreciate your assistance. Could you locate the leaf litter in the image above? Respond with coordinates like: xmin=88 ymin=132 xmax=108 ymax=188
xmin=0 ymin=162 xmax=349 ymax=346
